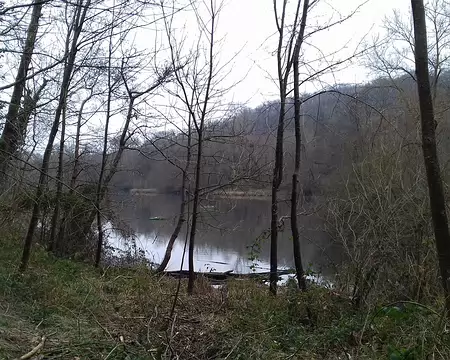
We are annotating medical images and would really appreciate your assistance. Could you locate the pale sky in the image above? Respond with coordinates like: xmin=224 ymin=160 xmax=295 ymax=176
xmin=213 ymin=0 xmax=410 ymax=107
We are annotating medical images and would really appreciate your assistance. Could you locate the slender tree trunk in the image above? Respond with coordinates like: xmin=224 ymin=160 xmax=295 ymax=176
xmin=186 ymin=0 xmax=216 ymax=295
xmin=270 ymin=0 xmax=307 ymax=295
xmin=157 ymin=122 xmax=192 ymax=273
xmin=0 ymin=0 xmax=43 ymax=186
xmin=48 ymin=99 xmax=67 ymax=252
xmin=20 ymin=0 xmax=91 ymax=272
xmin=71 ymin=95 xmax=91 ymax=189
xmin=411 ymin=0 xmax=450 ymax=318
xmin=270 ymin=0 xmax=290 ymax=295
xmin=56 ymin=94 xmax=91 ymax=251
xmin=94 ymin=22 xmax=114 ymax=267
xmin=270 ymin=100 xmax=285 ymax=295
xmin=290 ymin=0 xmax=309 ymax=292
xmin=93 ymin=95 xmax=133 ymax=265
xmin=187 ymin=131 xmax=203 ymax=294
xmin=82 ymin=72 xmax=169 ymax=249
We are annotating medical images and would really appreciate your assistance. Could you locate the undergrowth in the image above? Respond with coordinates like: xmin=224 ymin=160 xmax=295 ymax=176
xmin=0 ymin=232 xmax=449 ymax=359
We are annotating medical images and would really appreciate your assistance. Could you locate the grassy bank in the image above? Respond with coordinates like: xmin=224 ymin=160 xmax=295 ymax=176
xmin=0 ymin=235 xmax=449 ymax=359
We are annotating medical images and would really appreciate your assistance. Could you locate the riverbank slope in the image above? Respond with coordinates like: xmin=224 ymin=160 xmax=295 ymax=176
xmin=0 ymin=234 xmax=448 ymax=359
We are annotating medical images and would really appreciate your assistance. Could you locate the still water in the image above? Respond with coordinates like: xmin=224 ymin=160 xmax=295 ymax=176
xmin=108 ymin=194 xmax=337 ymax=276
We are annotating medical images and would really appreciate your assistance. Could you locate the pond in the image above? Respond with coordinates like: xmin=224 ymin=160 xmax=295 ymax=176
xmin=108 ymin=194 xmax=338 ymax=278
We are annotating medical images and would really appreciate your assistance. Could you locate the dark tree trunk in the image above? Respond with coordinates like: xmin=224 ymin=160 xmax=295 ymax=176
xmin=186 ymin=3 xmax=216 ymax=295
xmin=270 ymin=0 xmax=308 ymax=294
xmin=93 ymin=96 xmax=131 ymax=267
xmin=71 ymin=95 xmax=91 ymax=189
xmin=187 ymin=131 xmax=203 ymax=294
xmin=290 ymin=0 xmax=309 ymax=292
xmin=157 ymin=123 xmax=191 ymax=273
xmin=56 ymin=93 xmax=92 ymax=249
xmin=20 ymin=0 xmax=91 ymax=272
xmin=94 ymin=25 xmax=114 ymax=267
xmin=411 ymin=0 xmax=450 ymax=317
xmin=270 ymin=100 xmax=285 ymax=295
xmin=156 ymin=201 xmax=186 ymax=272
xmin=0 ymin=0 xmax=43 ymax=186
xmin=48 ymin=100 xmax=67 ymax=252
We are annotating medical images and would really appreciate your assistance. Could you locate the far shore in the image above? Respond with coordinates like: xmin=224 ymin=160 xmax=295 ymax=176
xmin=128 ymin=188 xmax=272 ymax=199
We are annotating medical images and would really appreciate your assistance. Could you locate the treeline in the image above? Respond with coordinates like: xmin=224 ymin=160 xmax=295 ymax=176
xmin=107 ymin=72 xmax=450 ymax=199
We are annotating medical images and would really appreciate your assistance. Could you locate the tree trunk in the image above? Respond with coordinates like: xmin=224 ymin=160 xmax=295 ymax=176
xmin=71 ymin=94 xmax=91 ymax=189
xmin=187 ymin=131 xmax=203 ymax=294
xmin=290 ymin=0 xmax=309 ymax=292
xmin=94 ymin=22 xmax=114 ymax=267
xmin=47 ymin=99 xmax=66 ymax=252
xmin=186 ymin=1 xmax=216 ymax=295
xmin=270 ymin=100 xmax=284 ymax=295
xmin=157 ymin=122 xmax=192 ymax=273
xmin=411 ymin=0 xmax=450 ymax=318
xmin=20 ymin=0 xmax=91 ymax=272
xmin=55 ymin=93 xmax=92 ymax=250
xmin=0 ymin=0 xmax=43 ymax=187
xmin=81 ymin=72 xmax=170 ymax=252
xmin=270 ymin=0 xmax=291 ymax=295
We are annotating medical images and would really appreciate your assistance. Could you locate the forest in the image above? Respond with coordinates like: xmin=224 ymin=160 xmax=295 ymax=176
xmin=1 ymin=0 xmax=450 ymax=358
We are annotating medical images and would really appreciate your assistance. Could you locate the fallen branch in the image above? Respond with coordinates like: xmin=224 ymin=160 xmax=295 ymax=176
xmin=164 ymin=269 xmax=294 ymax=281
xmin=18 ymin=335 xmax=46 ymax=360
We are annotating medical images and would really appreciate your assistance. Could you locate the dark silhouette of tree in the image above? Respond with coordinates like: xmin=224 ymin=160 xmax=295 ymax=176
xmin=411 ymin=0 xmax=450 ymax=318
xmin=291 ymin=0 xmax=310 ymax=292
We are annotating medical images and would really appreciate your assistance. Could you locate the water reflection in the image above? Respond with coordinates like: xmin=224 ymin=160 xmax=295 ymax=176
xmin=109 ymin=194 xmax=337 ymax=275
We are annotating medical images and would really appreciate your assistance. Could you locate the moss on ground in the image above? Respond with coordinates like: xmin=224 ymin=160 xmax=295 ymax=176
xmin=0 ymin=234 xmax=449 ymax=359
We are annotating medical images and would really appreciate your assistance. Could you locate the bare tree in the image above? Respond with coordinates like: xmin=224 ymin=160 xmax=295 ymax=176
xmin=20 ymin=0 xmax=93 ymax=272
xmin=291 ymin=0 xmax=310 ymax=292
xmin=270 ymin=0 xmax=308 ymax=295
xmin=93 ymin=60 xmax=174 ymax=266
xmin=270 ymin=0 xmax=368 ymax=294
xmin=186 ymin=1 xmax=216 ymax=293
xmin=47 ymin=96 xmax=66 ymax=251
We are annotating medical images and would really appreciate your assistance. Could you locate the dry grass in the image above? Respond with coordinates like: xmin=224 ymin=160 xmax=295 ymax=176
xmin=0 ymin=234 xmax=450 ymax=359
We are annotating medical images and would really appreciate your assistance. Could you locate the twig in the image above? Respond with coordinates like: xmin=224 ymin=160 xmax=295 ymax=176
xmin=147 ymin=306 xmax=160 ymax=345
xmin=18 ymin=335 xmax=46 ymax=360
xmin=104 ymin=343 xmax=120 ymax=360
xmin=88 ymin=310 xmax=113 ymax=339
xmin=164 ymin=313 xmax=177 ymax=358
xmin=224 ymin=335 xmax=243 ymax=359
xmin=34 ymin=318 xmax=44 ymax=330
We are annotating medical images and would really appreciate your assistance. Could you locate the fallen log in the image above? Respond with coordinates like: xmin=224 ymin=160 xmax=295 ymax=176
xmin=164 ymin=269 xmax=234 ymax=281
xmin=163 ymin=269 xmax=294 ymax=281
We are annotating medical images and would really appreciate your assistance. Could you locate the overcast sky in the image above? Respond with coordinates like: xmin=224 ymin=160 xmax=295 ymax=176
xmin=211 ymin=0 xmax=411 ymax=107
